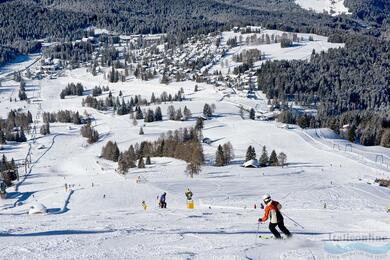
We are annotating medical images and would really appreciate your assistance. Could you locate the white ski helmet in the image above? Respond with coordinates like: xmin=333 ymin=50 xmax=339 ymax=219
xmin=262 ymin=194 xmax=271 ymax=203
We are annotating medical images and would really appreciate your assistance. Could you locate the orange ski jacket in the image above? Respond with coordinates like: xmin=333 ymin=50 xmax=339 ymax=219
xmin=262 ymin=200 xmax=283 ymax=224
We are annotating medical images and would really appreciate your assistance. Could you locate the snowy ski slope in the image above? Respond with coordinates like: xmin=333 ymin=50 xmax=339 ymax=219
xmin=0 ymin=30 xmax=389 ymax=260
xmin=295 ymin=0 xmax=351 ymax=15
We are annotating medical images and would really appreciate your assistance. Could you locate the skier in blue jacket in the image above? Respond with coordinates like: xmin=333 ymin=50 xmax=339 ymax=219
xmin=159 ymin=192 xmax=167 ymax=208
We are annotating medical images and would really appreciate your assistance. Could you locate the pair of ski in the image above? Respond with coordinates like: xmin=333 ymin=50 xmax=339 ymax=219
xmin=258 ymin=235 xmax=288 ymax=240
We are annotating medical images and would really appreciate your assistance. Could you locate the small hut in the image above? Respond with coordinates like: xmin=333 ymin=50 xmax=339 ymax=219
xmin=242 ymin=159 xmax=259 ymax=168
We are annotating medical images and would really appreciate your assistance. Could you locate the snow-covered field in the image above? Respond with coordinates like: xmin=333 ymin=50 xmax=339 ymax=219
xmin=0 ymin=31 xmax=389 ymax=259
xmin=210 ymin=29 xmax=344 ymax=75
xmin=295 ymin=0 xmax=351 ymax=15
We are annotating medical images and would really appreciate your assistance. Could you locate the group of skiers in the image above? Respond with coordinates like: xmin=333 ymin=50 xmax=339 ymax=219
xmin=148 ymin=189 xmax=292 ymax=240
xmin=156 ymin=188 xmax=193 ymax=208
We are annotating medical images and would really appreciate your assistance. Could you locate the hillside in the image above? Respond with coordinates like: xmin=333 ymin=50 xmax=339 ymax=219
xmin=0 ymin=0 xmax=362 ymax=46
xmin=1 ymin=0 xmax=390 ymax=259
xmin=295 ymin=0 xmax=351 ymax=15
xmin=0 ymin=27 xmax=389 ymax=259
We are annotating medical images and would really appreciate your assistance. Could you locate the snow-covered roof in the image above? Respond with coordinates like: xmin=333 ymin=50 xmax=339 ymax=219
xmin=242 ymin=159 xmax=259 ymax=168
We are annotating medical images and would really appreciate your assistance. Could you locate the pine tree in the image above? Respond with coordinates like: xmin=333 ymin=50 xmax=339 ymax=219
xmin=154 ymin=106 xmax=163 ymax=121
xmin=109 ymin=66 xmax=115 ymax=82
xmin=347 ymin=127 xmax=356 ymax=143
xmin=186 ymin=162 xmax=201 ymax=178
xmin=72 ymin=112 xmax=81 ymax=125
xmin=245 ymin=145 xmax=256 ymax=161
xmin=118 ymin=154 xmax=129 ymax=174
xmin=167 ymin=105 xmax=176 ymax=120
xmin=175 ymin=108 xmax=183 ymax=121
xmin=259 ymin=146 xmax=269 ymax=167
xmin=381 ymin=129 xmax=390 ymax=148
xmin=40 ymin=122 xmax=50 ymax=135
xmin=101 ymin=141 xmax=120 ymax=162
xmin=27 ymin=111 xmax=33 ymax=123
xmin=183 ymin=106 xmax=192 ymax=120
xmin=249 ymin=108 xmax=256 ymax=120
xmin=136 ymin=107 xmax=144 ymax=119
xmin=186 ymin=144 xmax=203 ymax=177
xmin=215 ymin=145 xmax=225 ymax=166
xmin=277 ymin=152 xmax=287 ymax=167
xmin=144 ymin=109 xmax=154 ymax=123
xmin=19 ymin=129 xmax=27 ymax=142
xmin=269 ymin=150 xmax=278 ymax=166
xmin=150 ymin=92 xmax=156 ymax=103
xmin=160 ymin=73 xmax=169 ymax=84
xmin=195 ymin=117 xmax=204 ymax=130
xmin=0 ymin=130 xmax=6 ymax=144
xmin=222 ymin=142 xmax=234 ymax=165
xmin=19 ymin=89 xmax=27 ymax=101
xmin=146 ymin=156 xmax=151 ymax=165
xmin=112 ymin=142 xmax=120 ymax=162
xmin=203 ymin=103 xmax=212 ymax=118
xmin=138 ymin=157 xmax=145 ymax=168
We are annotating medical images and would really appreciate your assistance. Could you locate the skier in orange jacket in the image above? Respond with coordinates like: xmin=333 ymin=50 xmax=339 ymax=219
xmin=258 ymin=194 xmax=292 ymax=239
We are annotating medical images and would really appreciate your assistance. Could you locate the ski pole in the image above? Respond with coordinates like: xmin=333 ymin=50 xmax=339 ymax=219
xmin=255 ymin=222 xmax=260 ymax=243
xmin=282 ymin=212 xmax=305 ymax=230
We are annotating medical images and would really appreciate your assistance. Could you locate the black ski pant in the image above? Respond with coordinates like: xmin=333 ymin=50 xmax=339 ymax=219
xmin=269 ymin=220 xmax=292 ymax=239
xmin=160 ymin=202 xmax=167 ymax=208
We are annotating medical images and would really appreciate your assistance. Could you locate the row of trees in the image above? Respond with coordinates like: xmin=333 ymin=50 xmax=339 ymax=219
xmin=167 ymin=105 xmax=192 ymax=121
xmin=107 ymin=66 xmax=127 ymax=83
xmin=143 ymin=107 xmax=163 ymax=123
xmin=81 ymin=124 xmax=99 ymax=144
xmin=215 ymin=142 xmax=234 ymax=166
xmin=0 ymin=128 xmax=27 ymax=143
xmin=133 ymin=105 xmax=190 ymax=124
xmin=0 ymin=110 xmax=32 ymax=133
xmin=42 ymin=110 xmax=82 ymax=124
xmin=0 ymin=110 xmax=31 ymax=143
xmin=246 ymin=145 xmax=287 ymax=167
xmin=91 ymin=86 xmax=109 ymax=97
xmin=83 ymin=90 xmax=186 ymax=116
xmin=101 ymin=127 xmax=204 ymax=177
xmin=203 ymin=103 xmax=216 ymax=118
xmin=60 ymin=82 xmax=84 ymax=99
xmin=232 ymin=49 xmax=262 ymax=65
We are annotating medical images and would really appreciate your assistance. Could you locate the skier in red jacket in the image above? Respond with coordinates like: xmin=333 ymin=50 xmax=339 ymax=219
xmin=258 ymin=194 xmax=292 ymax=239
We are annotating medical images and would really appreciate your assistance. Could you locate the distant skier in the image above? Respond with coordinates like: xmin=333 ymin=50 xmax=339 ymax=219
xmin=142 ymin=201 xmax=148 ymax=211
xmin=185 ymin=188 xmax=193 ymax=200
xmin=159 ymin=192 xmax=167 ymax=208
xmin=258 ymin=194 xmax=292 ymax=239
